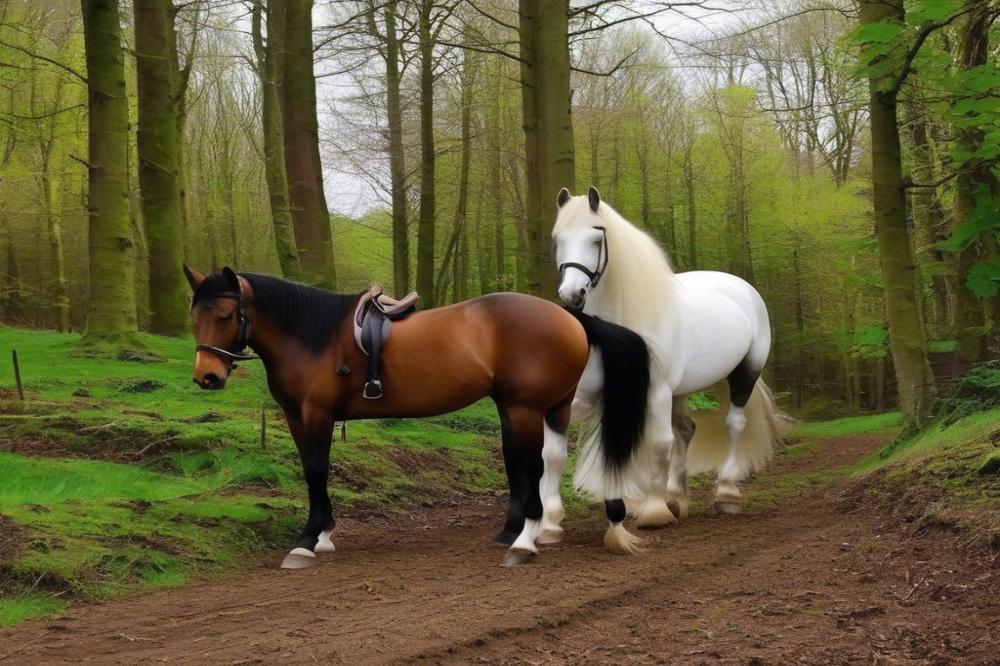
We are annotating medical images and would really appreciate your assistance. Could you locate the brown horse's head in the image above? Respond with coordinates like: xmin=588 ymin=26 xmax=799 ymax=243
xmin=184 ymin=266 xmax=252 ymax=390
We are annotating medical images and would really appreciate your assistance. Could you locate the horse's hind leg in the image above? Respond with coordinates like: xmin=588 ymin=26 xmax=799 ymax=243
xmin=282 ymin=409 xmax=335 ymax=569
xmin=667 ymin=399 xmax=694 ymax=520
xmin=539 ymin=396 xmax=573 ymax=544
xmin=714 ymin=360 xmax=760 ymax=514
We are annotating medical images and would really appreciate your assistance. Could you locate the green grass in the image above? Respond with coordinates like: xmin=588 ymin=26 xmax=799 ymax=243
xmin=794 ymin=411 xmax=902 ymax=439
xmin=0 ymin=325 xmax=506 ymax=627
xmin=0 ymin=595 xmax=66 ymax=627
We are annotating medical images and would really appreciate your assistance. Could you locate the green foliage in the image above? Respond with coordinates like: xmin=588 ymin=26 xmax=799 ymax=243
xmin=934 ymin=361 xmax=1000 ymax=424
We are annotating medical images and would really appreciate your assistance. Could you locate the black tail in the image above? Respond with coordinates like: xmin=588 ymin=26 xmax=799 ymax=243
xmin=567 ymin=309 xmax=650 ymax=478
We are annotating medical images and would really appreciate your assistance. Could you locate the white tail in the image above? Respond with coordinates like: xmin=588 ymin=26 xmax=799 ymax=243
xmin=687 ymin=380 xmax=792 ymax=477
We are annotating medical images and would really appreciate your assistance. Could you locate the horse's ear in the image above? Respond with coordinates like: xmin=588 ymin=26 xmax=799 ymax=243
xmin=557 ymin=187 xmax=571 ymax=209
xmin=222 ymin=266 xmax=240 ymax=293
xmin=183 ymin=265 xmax=206 ymax=291
xmin=588 ymin=186 xmax=601 ymax=213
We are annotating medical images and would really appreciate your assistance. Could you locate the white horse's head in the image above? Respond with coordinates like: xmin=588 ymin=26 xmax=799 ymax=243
xmin=553 ymin=187 xmax=607 ymax=308
xmin=552 ymin=186 xmax=677 ymax=334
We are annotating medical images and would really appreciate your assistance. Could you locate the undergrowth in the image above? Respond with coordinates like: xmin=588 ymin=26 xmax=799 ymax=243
xmin=0 ymin=325 xmax=505 ymax=627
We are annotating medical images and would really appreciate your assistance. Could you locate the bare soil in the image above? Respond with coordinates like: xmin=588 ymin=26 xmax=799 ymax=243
xmin=2 ymin=434 xmax=998 ymax=665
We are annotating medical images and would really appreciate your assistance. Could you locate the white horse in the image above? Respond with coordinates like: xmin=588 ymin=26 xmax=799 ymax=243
xmin=538 ymin=187 xmax=789 ymax=549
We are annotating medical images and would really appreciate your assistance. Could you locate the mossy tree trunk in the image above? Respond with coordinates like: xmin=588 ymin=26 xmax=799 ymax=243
xmin=282 ymin=0 xmax=336 ymax=288
xmin=519 ymin=0 xmax=574 ymax=297
xmin=950 ymin=2 xmax=999 ymax=362
xmin=860 ymin=0 xmax=936 ymax=428
xmin=134 ymin=0 xmax=188 ymax=336
xmin=81 ymin=0 xmax=138 ymax=341
xmin=251 ymin=0 xmax=302 ymax=281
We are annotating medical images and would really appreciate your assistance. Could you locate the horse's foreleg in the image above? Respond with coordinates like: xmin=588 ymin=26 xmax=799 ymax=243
xmin=539 ymin=400 xmax=572 ymax=544
xmin=503 ymin=407 xmax=545 ymax=566
xmin=493 ymin=402 xmax=526 ymax=546
xmin=282 ymin=411 xmax=335 ymax=569
xmin=714 ymin=362 xmax=760 ymax=515
xmin=635 ymin=386 xmax=677 ymax=529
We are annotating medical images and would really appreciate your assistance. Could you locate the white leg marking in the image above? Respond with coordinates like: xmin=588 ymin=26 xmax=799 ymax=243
xmin=510 ymin=518 xmax=541 ymax=554
xmin=539 ymin=422 xmax=568 ymax=543
xmin=716 ymin=405 xmax=747 ymax=509
xmin=315 ymin=530 xmax=336 ymax=553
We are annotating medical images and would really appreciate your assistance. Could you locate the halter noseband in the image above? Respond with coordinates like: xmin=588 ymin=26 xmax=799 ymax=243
xmin=194 ymin=291 xmax=260 ymax=365
xmin=558 ymin=225 xmax=609 ymax=288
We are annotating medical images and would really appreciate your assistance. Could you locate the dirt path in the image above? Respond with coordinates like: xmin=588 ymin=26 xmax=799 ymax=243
xmin=2 ymin=434 xmax=998 ymax=665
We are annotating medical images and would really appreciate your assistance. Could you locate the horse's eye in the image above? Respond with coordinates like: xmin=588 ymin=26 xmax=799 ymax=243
xmin=218 ymin=313 xmax=234 ymax=322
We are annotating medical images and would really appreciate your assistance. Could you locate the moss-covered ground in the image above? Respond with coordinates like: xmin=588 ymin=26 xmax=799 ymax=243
xmin=0 ymin=325 xmax=504 ymax=626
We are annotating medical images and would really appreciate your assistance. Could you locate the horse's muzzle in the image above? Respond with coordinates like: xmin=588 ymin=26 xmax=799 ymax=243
xmin=194 ymin=372 xmax=226 ymax=390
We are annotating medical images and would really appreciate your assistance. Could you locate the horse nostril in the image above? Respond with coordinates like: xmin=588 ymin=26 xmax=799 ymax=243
xmin=578 ymin=288 xmax=586 ymax=297
xmin=203 ymin=372 xmax=221 ymax=388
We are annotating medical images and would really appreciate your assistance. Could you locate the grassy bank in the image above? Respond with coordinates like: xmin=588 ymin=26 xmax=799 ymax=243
xmin=0 ymin=326 xmax=505 ymax=626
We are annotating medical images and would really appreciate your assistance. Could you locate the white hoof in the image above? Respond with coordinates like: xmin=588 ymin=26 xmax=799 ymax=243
xmin=281 ymin=548 xmax=317 ymax=569
xmin=315 ymin=531 xmax=336 ymax=553
xmin=537 ymin=527 xmax=564 ymax=545
xmin=502 ymin=547 xmax=536 ymax=567
xmin=604 ymin=522 xmax=643 ymax=555
xmin=636 ymin=497 xmax=677 ymax=529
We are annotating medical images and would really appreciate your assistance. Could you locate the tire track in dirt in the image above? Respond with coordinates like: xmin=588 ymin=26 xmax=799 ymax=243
xmin=2 ymin=433 xmax=998 ymax=665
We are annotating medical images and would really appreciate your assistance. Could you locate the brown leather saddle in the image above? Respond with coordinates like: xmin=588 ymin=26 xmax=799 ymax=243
xmin=352 ymin=283 xmax=418 ymax=399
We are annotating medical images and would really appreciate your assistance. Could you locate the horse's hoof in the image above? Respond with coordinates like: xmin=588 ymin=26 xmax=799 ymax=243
xmin=666 ymin=499 xmax=689 ymax=521
xmin=501 ymin=547 xmax=536 ymax=567
xmin=492 ymin=530 xmax=516 ymax=546
xmin=537 ymin=528 xmax=563 ymax=545
xmin=281 ymin=548 xmax=317 ymax=569
xmin=635 ymin=500 xmax=677 ymax=529
xmin=713 ymin=501 xmax=741 ymax=515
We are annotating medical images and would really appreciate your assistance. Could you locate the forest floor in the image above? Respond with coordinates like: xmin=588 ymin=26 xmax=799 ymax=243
xmin=2 ymin=420 xmax=999 ymax=665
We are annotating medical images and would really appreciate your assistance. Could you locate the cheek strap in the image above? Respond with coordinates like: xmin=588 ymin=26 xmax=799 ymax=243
xmin=558 ymin=225 xmax=608 ymax=288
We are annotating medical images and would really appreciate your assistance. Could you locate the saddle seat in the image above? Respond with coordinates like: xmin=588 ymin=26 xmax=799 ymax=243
xmin=352 ymin=283 xmax=418 ymax=399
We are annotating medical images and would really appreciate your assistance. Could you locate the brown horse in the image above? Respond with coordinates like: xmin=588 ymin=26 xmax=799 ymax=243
xmin=184 ymin=267 xmax=649 ymax=567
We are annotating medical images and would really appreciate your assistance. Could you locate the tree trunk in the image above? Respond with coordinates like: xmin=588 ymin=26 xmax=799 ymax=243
xmin=252 ymin=0 xmax=301 ymax=280
xmin=434 ymin=53 xmax=474 ymax=303
xmin=519 ymin=0 xmax=574 ymax=297
xmin=383 ymin=0 xmax=409 ymax=294
xmin=416 ymin=0 xmax=437 ymax=306
xmin=283 ymin=0 xmax=336 ymax=287
xmin=950 ymin=2 xmax=999 ymax=361
xmin=135 ymin=0 xmax=188 ymax=335
xmin=684 ymin=150 xmax=697 ymax=269
xmin=905 ymin=109 xmax=953 ymax=338
xmin=860 ymin=0 xmax=936 ymax=428
xmin=663 ymin=163 xmax=676 ymax=263
xmin=81 ymin=0 xmax=138 ymax=341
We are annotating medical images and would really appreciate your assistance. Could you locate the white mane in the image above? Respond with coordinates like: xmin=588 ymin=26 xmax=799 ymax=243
xmin=554 ymin=195 xmax=678 ymax=337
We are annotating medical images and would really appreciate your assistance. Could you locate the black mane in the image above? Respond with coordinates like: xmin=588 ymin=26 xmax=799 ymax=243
xmin=193 ymin=272 xmax=358 ymax=352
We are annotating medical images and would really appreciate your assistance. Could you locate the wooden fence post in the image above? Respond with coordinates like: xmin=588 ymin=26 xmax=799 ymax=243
xmin=12 ymin=349 xmax=24 ymax=401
